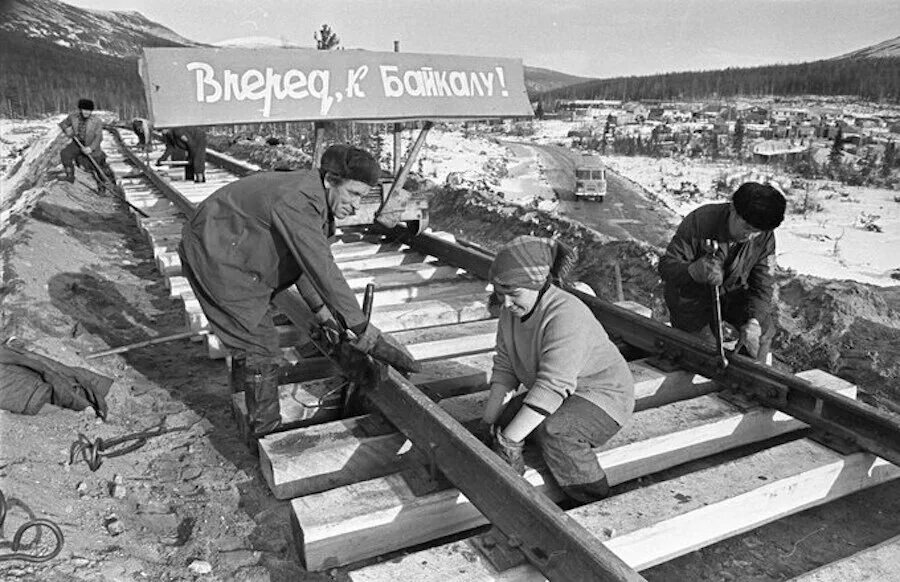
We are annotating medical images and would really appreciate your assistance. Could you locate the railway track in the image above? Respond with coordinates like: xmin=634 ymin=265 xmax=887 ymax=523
xmin=102 ymin=128 xmax=900 ymax=581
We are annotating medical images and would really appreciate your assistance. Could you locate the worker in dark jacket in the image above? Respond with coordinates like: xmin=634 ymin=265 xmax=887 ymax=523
xmin=659 ymin=182 xmax=786 ymax=362
xmin=156 ymin=126 xmax=206 ymax=182
xmin=156 ymin=128 xmax=188 ymax=167
xmin=179 ymin=145 xmax=420 ymax=438
xmin=58 ymin=98 xmax=115 ymax=185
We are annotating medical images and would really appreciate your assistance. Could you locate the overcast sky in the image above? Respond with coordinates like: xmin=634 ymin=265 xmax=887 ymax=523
xmin=64 ymin=0 xmax=899 ymax=79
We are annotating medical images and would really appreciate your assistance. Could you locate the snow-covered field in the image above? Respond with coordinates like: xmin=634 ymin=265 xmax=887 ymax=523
xmin=5 ymin=118 xmax=898 ymax=287
xmin=599 ymin=153 xmax=900 ymax=287
xmin=1 ymin=116 xmax=64 ymax=229
xmin=402 ymin=122 xmax=900 ymax=287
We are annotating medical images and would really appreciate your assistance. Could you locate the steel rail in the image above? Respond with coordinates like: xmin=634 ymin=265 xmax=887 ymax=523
xmin=392 ymin=227 xmax=900 ymax=467
xmin=114 ymin=135 xmax=898 ymax=578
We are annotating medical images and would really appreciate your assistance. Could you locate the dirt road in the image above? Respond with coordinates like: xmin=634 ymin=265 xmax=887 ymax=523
xmin=527 ymin=142 xmax=680 ymax=248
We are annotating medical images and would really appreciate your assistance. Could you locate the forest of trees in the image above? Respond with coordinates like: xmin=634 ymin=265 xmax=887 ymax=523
xmin=0 ymin=30 xmax=148 ymax=119
xmin=540 ymin=57 xmax=900 ymax=103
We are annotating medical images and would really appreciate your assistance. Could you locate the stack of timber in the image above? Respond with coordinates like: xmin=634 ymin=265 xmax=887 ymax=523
xmin=107 ymin=131 xmax=900 ymax=580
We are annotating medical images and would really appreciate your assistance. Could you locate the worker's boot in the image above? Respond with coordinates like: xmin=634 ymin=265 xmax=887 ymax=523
xmin=561 ymin=474 xmax=610 ymax=504
xmin=63 ymin=166 xmax=75 ymax=183
xmin=229 ymin=355 xmax=247 ymax=394
xmin=244 ymin=359 xmax=281 ymax=438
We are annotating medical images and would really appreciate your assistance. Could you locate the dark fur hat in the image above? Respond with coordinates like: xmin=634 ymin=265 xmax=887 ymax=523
xmin=319 ymin=145 xmax=381 ymax=187
xmin=732 ymin=182 xmax=786 ymax=231
xmin=77 ymin=98 xmax=95 ymax=111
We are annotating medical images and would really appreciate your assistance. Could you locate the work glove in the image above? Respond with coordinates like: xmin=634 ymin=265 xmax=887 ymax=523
xmin=550 ymin=241 xmax=578 ymax=288
xmin=491 ymin=428 xmax=526 ymax=475
xmin=350 ymin=324 xmax=422 ymax=374
xmin=310 ymin=305 xmax=342 ymax=347
xmin=738 ymin=319 xmax=762 ymax=359
xmin=687 ymin=256 xmax=724 ymax=286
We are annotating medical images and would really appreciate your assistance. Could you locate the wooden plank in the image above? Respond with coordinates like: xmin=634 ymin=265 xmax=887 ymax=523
xmin=788 ymin=534 xmax=900 ymax=582
xmin=350 ymin=440 xmax=899 ymax=581
xmin=368 ymin=295 xmax=491 ymax=332
xmin=331 ymin=240 xmax=402 ymax=260
xmin=406 ymin=333 xmax=495 ymax=362
xmin=342 ymin=262 xmax=464 ymax=291
xmin=336 ymin=250 xmax=429 ymax=271
xmin=238 ymin=354 xmax=497 ymax=445
xmin=293 ymin=370 xmax=855 ymax=570
xmin=388 ymin=319 xmax=497 ymax=349
xmin=262 ymin=359 xmax=712 ymax=500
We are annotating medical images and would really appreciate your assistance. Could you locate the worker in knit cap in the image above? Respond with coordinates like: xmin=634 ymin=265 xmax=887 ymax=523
xmin=179 ymin=144 xmax=420 ymax=439
xmin=481 ymin=236 xmax=635 ymax=503
xmin=660 ymin=181 xmax=786 ymax=363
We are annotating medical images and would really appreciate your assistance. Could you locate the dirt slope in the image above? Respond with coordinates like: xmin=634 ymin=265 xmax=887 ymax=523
xmin=1 ymin=145 xmax=320 ymax=580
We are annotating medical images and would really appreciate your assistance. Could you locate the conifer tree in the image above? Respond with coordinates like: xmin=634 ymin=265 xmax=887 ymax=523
xmin=314 ymin=25 xmax=340 ymax=50
xmin=733 ymin=118 xmax=745 ymax=158
xmin=829 ymin=127 xmax=844 ymax=168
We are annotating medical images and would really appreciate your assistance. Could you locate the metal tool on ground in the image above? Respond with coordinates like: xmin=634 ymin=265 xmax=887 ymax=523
xmin=85 ymin=329 xmax=211 ymax=360
xmin=71 ymin=135 xmax=150 ymax=218
xmin=69 ymin=422 xmax=193 ymax=471
xmin=703 ymin=238 xmax=728 ymax=369
xmin=0 ymin=490 xmax=64 ymax=563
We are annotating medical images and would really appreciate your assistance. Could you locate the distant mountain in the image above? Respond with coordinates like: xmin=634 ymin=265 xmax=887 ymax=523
xmin=0 ymin=0 xmax=197 ymax=117
xmin=837 ymin=35 xmax=900 ymax=60
xmin=536 ymin=36 xmax=900 ymax=103
xmin=0 ymin=0 xmax=196 ymax=58
xmin=523 ymin=66 xmax=590 ymax=97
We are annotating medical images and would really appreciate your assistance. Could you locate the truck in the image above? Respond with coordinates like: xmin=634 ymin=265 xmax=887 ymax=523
xmin=574 ymin=153 xmax=607 ymax=202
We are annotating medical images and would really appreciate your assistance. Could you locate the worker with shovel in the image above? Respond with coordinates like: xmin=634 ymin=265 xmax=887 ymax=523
xmin=659 ymin=181 xmax=786 ymax=363
xmin=58 ymin=98 xmax=116 ymax=187
xmin=179 ymin=144 xmax=420 ymax=438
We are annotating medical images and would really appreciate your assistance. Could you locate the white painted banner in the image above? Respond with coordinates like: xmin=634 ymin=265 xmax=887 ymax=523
xmin=140 ymin=48 xmax=533 ymax=127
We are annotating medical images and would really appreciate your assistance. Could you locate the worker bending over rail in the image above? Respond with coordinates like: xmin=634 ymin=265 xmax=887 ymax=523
xmin=481 ymin=236 xmax=635 ymax=503
xmin=179 ymin=145 xmax=420 ymax=438
xmin=659 ymin=182 xmax=786 ymax=362
xmin=58 ymin=98 xmax=116 ymax=187
xmin=157 ymin=126 xmax=207 ymax=183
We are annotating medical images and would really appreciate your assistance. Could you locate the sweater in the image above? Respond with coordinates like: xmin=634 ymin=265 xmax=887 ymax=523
xmin=490 ymin=285 xmax=635 ymax=426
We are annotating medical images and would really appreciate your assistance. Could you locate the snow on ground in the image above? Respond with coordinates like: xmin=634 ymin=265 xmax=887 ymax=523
xmin=1 ymin=116 xmax=64 ymax=229
xmin=4 ymin=118 xmax=896 ymax=287
xmin=600 ymin=153 xmax=900 ymax=287
xmin=387 ymin=121 xmax=900 ymax=287
xmin=383 ymin=127 xmax=554 ymax=208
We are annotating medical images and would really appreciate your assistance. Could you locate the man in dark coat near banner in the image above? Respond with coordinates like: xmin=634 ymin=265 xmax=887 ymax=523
xmin=179 ymin=144 xmax=420 ymax=438
xmin=659 ymin=181 xmax=786 ymax=363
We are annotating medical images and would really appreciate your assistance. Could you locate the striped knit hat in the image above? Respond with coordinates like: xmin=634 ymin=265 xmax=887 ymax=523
xmin=490 ymin=236 xmax=556 ymax=290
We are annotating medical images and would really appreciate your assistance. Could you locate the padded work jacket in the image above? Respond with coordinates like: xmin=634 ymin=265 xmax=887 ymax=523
xmin=58 ymin=112 xmax=103 ymax=151
xmin=179 ymin=170 xmax=367 ymax=335
xmin=659 ymin=203 xmax=775 ymax=330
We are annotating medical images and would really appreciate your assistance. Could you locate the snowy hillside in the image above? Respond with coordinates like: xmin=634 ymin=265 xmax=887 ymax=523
xmin=1 ymin=0 xmax=196 ymax=58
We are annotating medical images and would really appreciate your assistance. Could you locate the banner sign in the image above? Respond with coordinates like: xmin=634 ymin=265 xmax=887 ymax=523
xmin=140 ymin=48 xmax=533 ymax=127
